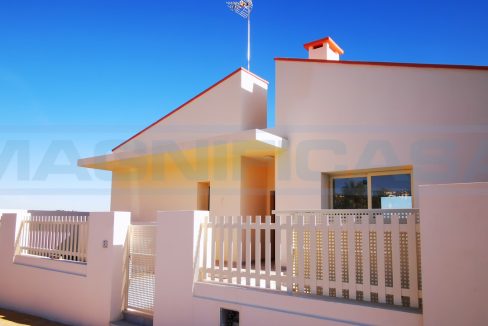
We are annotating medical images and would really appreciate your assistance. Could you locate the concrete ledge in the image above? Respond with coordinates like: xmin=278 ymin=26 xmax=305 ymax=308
xmin=193 ymin=282 xmax=422 ymax=326
xmin=13 ymin=254 xmax=87 ymax=277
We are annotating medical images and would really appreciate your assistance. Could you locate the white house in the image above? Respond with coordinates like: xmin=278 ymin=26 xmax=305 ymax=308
xmin=1 ymin=36 xmax=487 ymax=326
xmin=79 ymin=36 xmax=488 ymax=220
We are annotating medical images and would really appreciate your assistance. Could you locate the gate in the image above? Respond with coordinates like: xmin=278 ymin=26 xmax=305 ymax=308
xmin=126 ymin=224 xmax=157 ymax=314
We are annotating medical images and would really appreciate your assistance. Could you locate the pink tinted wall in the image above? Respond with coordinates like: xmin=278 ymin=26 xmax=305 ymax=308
xmin=115 ymin=69 xmax=267 ymax=153
xmin=274 ymin=60 xmax=488 ymax=210
xmin=0 ymin=212 xmax=130 ymax=326
xmin=420 ymin=182 xmax=488 ymax=326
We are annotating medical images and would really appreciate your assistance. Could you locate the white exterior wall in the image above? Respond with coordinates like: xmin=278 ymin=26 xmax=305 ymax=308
xmin=154 ymin=210 xmax=207 ymax=326
xmin=274 ymin=60 xmax=488 ymax=210
xmin=0 ymin=212 xmax=130 ymax=326
xmin=193 ymin=283 xmax=421 ymax=326
xmin=107 ymin=68 xmax=269 ymax=221
xmin=115 ymin=69 xmax=267 ymax=153
xmin=420 ymin=182 xmax=488 ymax=326
xmin=111 ymin=154 xmax=242 ymax=222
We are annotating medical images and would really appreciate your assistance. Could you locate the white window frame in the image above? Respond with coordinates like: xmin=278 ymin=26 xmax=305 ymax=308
xmin=329 ymin=168 xmax=413 ymax=209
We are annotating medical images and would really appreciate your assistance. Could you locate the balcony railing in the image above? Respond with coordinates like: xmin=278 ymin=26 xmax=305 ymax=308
xmin=198 ymin=209 xmax=421 ymax=309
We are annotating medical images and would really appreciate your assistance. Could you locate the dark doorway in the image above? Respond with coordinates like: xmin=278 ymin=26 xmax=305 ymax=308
xmin=197 ymin=182 xmax=210 ymax=211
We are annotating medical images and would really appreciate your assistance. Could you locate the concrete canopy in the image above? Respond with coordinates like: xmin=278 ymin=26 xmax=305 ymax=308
xmin=78 ymin=129 xmax=287 ymax=171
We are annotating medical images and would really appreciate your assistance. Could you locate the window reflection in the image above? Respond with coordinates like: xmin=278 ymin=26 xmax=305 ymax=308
xmin=333 ymin=177 xmax=368 ymax=209
xmin=372 ymin=174 xmax=412 ymax=209
xmin=330 ymin=172 xmax=413 ymax=209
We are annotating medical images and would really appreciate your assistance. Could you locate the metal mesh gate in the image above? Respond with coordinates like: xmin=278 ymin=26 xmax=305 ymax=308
xmin=127 ymin=225 xmax=156 ymax=314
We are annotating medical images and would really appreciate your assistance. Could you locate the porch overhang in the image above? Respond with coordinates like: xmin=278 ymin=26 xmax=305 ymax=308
xmin=78 ymin=129 xmax=287 ymax=171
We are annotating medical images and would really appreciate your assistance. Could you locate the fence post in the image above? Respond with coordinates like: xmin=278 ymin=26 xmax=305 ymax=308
xmin=420 ymin=183 xmax=488 ymax=326
xmin=0 ymin=213 xmax=23 ymax=263
xmin=154 ymin=210 xmax=208 ymax=326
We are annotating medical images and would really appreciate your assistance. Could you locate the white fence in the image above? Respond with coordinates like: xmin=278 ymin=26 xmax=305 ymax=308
xmin=199 ymin=209 xmax=421 ymax=309
xmin=127 ymin=224 xmax=157 ymax=315
xmin=16 ymin=214 xmax=89 ymax=263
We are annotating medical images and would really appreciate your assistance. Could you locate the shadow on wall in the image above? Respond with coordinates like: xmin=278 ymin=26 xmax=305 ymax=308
xmin=0 ymin=307 xmax=68 ymax=326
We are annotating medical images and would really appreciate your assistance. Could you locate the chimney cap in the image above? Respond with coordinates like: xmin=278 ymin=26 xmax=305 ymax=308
xmin=303 ymin=37 xmax=344 ymax=55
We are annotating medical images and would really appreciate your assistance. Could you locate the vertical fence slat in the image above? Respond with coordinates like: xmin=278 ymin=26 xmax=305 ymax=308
xmin=37 ymin=216 xmax=42 ymax=256
xmin=334 ymin=214 xmax=343 ymax=297
xmin=227 ymin=216 xmax=234 ymax=284
xmin=46 ymin=217 xmax=51 ymax=256
xmin=63 ymin=216 xmax=68 ymax=259
xmin=39 ymin=217 xmax=44 ymax=257
xmin=309 ymin=214 xmax=317 ymax=295
xmin=407 ymin=213 xmax=419 ymax=308
xmin=78 ymin=216 xmax=83 ymax=261
xmin=320 ymin=214 xmax=330 ymax=295
xmin=80 ymin=216 xmax=87 ymax=262
xmin=36 ymin=216 xmax=41 ymax=256
xmin=21 ymin=218 xmax=27 ymax=255
xmin=44 ymin=217 xmax=49 ymax=257
xmin=377 ymin=214 xmax=386 ymax=303
xmin=286 ymin=215 xmax=293 ymax=293
xmin=236 ymin=216 xmax=243 ymax=285
xmin=52 ymin=217 xmax=57 ymax=258
xmin=219 ymin=216 xmax=225 ymax=283
xmin=255 ymin=216 xmax=261 ymax=288
xmin=66 ymin=217 xmax=73 ymax=260
xmin=265 ymin=216 xmax=271 ymax=289
xmin=297 ymin=214 xmax=305 ymax=293
xmin=36 ymin=217 xmax=40 ymax=256
xmin=75 ymin=216 xmax=80 ymax=261
xmin=27 ymin=218 xmax=32 ymax=255
xmin=391 ymin=214 xmax=402 ymax=305
xmin=16 ymin=220 xmax=24 ymax=256
xmin=275 ymin=216 xmax=282 ymax=291
xmin=25 ymin=217 xmax=29 ymax=255
xmin=51 ymin=216 xmax=55 ymax=257
xmin=52 ymin=217 xmax=56 ymax=256
xmin=362 ymin=213 xmax=371 ymax=302
xmin=69 ymin=216 xmax=73 ymax=260
xmin=201 ymin=216 xmax=208 ymax=281
xmin=70 ymin=217 xmax=75 ymax=260
xmin=246 ymin=216 xmax=252 ymax=286
xmin=59 ymin=216 xmax=64 ymax=258
xmin=210 ymin=216 xmax=216 ymax=281
xmin=30 ymin=217 xmax=34 ymax=255
xmin=347 ymin=214 xmax=356 ymax=299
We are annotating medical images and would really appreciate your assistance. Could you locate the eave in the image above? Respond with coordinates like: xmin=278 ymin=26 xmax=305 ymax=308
xmin=78 ymin=129 xmax=287 ymax=171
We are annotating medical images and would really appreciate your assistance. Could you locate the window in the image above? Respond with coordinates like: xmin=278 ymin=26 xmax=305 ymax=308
xmin=333 ymin=177 xmax=368 ymax=209
xmin=330 ymin=170 xmax=412 ymax=209
xmin=371 ymin=174 xmax=412 ymax=209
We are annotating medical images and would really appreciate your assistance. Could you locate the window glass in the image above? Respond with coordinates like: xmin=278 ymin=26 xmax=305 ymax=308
xmin=371 ymin=174 xmax=412 ymax=209
xmin=333 ymin=177 xmax=368 ymax=209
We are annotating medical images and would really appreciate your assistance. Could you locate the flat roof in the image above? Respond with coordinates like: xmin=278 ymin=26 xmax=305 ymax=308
xmin=275 ymin=58 xmax=488 ymax=71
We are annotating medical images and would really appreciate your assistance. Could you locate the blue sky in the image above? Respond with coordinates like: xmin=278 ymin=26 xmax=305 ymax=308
xmin=1 ymin=0 xmax=487 ymax=211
